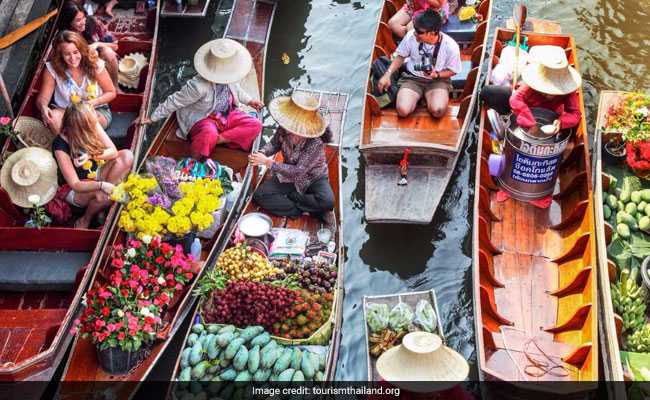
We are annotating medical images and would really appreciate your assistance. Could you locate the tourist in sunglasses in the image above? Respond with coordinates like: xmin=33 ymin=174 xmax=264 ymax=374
xmin=377 ymin=9 xmax=461 ymax=119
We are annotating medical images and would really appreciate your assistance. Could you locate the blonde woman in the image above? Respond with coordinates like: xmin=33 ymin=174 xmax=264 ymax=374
xmin=37 ymin=30 xmax=116 ymax=134
xmin=52 ymin=103 xmax=133 ymax=228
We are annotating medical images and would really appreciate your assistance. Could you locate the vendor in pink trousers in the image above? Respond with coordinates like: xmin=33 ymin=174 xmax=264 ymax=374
xmin=142 ymin=38 xmax=264 ymax=160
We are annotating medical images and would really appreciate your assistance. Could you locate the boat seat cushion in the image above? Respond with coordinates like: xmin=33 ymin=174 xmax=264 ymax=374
xmin=0 ymin=251 xmax=90 ymax=291
xmin=443 ymin=15 xmax=477 ymax=44
xmin=106 ymin=111 xmax=137 ymax=139
xmin=451 ymin=60 xmax=472 ymax=90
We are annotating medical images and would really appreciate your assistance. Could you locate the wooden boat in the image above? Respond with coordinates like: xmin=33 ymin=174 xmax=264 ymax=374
xmin=56 ymin=0 xmax=275 ymax=398
xmin=161 ymin=0 xmax=210 ymax=18
xmin=362 ymin=289 xmax=445 ymax=381
xmin=472 ymin=26 xmax=598 ymax=393
xmin=0 ymin=2 xmax=159 ymax=386
xmin=360 ymin=0 xmax=492 ymax=224
xmin=594 ymin=90 xmax=636 ymax=399
xmin=167 ymin=88 xmax=348 ymax=390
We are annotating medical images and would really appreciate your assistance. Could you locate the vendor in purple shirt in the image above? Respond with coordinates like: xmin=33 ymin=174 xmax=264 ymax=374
xmin=248 ymin=91 xmax=335 ymax=229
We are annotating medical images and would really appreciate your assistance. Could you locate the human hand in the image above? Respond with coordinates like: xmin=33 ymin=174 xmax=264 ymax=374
xmin=248 ymin=152 xmax=273 ymax=167
xmin=377 ymin=74 xmax=392 ymax=93
xmin=42 ymin=107 xmax=55 ymax=127
xmin=74 ymin=152 xmax=89 ymax=168
xmin=248 ymin=100 xmax=264 ymax=111
xmin=100 ymin=181 xmax=115 ymax=195
xmin=139 ymin=116 xmax=153 ymax=125
xmin=553 ymin=119 xmax=561 ymax=133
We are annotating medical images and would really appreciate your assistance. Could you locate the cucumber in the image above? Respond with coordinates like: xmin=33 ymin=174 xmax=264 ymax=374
xmin=278 ymin=368 xmax=295 ymax=382
xmin=618 ymin=223 xmax=631 ymax=238
xmin=301 ymin=352 xmax=315 ymax=379
xmin=189 ymin=342 xmax=203 ymax=366
xmin=607 ymin=194 xmax=618 ymax=209
xmin=640 ymin=216 xmax=650 ymax=231
xmin=603 ymin=205 xmax=612 ymax=220
xmin=632 ymin=191 xmax=642 ymax=204
xmin=219 ymin=368 xmax=237 ymax=381
xmin=239 ymin=326 xmax=264 ymax=343
xmin=261 ymin=347 xmax=281 ymax=369
xmin=234 ymin=370 xmax=252 ymax=383
xmin=273 ymin=348 xmax=293 ymax=374
xmin=218 ymin=325 xmax=236 ymax=335
xmin=290 ymin=348 xmax=302 ymax=370
xmin=207 ymin=335 xmax=220 ymax=360
xmin=619 ymin=200 xmax=626 ymax=212
xmin=261 ymin=340 xmax=277 ymax=355
xmin=225 ymin=338 xmax=245 ymax=360
xmin=207 ymin=324 xmax=221 ymax=334
xmin=250 ymin=332 xmax=271 ymax=347
xmin=233 ymin=345 xmax=249 ymax=371
xmin=247 ymin=345 xmax=260 ymax=374
xmin=192 ymin=324 xmax=205 ymax=335
xmin=626 ymin=202 xmax=638 ymax=215
xmin=178 ymin=366 xmax=191 ymax=386
xmin=639 ymin=201 xmax=647 ymax=212
xmin=191 ymin=360 xmax=210 ymax=380
xmin=642 ymin=189 xmax=650 ymax=202
xmin=187 ymin=333 xmax=199 ymax=347
xmin=216 ymin=332 xmax=235 ymax=348
xmin=621 ymin=187 xmax=631 ymax=203
xmin=253 ymin=368 xmax=271 ymax=382
xmin=180 ymin=347 xmax=192 ymax=369
xmin=292 ymin=370 xmax=305 ymax=382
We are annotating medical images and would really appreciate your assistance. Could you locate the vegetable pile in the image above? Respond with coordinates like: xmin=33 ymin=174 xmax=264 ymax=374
xmin=175 ymin=323 xmax=327 ymax=397
xmin=366 ymin=299 xmax=437 ymax=357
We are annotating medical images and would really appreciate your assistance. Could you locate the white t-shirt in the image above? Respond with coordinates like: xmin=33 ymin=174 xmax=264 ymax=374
xmin=396 ymin=30 xmax=461 ymax=79
xmin=45 ymin=60 xmax=105 ymax=108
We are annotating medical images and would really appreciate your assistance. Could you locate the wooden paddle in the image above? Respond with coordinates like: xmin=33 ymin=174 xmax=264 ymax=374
xmin=0 ymin=9 xmax=58 ymax=50
xmin=511 ymin=2 xmax=527 ymax=89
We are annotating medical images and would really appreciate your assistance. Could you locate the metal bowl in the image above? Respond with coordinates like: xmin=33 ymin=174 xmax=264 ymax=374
xmin=238 ymin=212 xmax=273 ymax=237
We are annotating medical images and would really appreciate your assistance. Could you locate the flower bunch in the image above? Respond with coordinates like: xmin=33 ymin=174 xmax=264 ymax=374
xmin=73 ymin=236 xmax=195 ymax=352
xmin=0 ymin=116 xmax=19 ymax=143
xmin=24 ymin=194 xmax=52 ymax=229
xmin=605 ymin=93 xmax=650 ymax=143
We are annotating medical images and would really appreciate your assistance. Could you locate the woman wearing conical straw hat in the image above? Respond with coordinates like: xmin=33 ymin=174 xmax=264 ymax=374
xmin=143 ymin=38 xmax=264 ymax=160
xmin=248 ymin=91 xmax=336 ymax=228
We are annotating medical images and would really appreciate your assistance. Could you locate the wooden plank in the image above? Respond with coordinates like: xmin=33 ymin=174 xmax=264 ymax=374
xmin=0 ymin=228 xmax=99 ymax=252
xmin=161 ymin=0 xmax=211 ymax=18
xmin=0 ymin=309 xmax=66 ymax=328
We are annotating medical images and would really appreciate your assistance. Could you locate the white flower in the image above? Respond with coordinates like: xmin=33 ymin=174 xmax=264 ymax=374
xmin=126 ymin=248 xmax=137 ymax=258
xmin=142 ymin=235 xmax=152 ymax=245
xmin=158 ymin=276 xmax=166 ymax=285
xmin=637 ymin=107 xmax=649 ymax=118
xmin=28 ymin=194 xmax=40 ymax=205
xmin=116 ymin=309 xmax=124 ymax=318
xmin=140 ymin=307 xmax=150 ymax=316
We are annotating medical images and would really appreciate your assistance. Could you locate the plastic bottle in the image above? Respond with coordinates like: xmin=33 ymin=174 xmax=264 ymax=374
xmin=190 ymin=238 xmax=202 ymax=260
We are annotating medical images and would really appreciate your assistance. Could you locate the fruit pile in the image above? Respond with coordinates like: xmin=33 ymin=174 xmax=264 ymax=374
xmin=176 ymin=323 xmax=326 ymax=395
xmin=216 ymin=243 xmax=282 ymax=282
xmin=272 ymin=290 xmax=334 ymax=339
xmin=612 ymin=268 xmax=647 ymax=336
xmin=273 ymin=258 xmax=338 ymax=294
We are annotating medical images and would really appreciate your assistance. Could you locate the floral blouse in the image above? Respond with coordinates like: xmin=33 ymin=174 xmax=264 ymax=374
xmin=260 ymin=128 xmax=329 ymax=194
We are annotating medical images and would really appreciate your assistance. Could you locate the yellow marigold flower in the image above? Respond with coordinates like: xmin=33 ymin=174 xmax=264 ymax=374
xmin=82 ymin=160 xmax=93 ymax=170
xmin=70 ymin=93 xmax=81 ymax=104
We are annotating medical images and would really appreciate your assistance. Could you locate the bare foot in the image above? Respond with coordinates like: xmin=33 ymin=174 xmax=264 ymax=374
xmin=74 ymin=217 xmax=91 ymax=229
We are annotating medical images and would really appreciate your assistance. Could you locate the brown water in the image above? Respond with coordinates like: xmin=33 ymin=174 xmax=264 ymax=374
xmin=146 ymin=0 xmax=650 ymax=382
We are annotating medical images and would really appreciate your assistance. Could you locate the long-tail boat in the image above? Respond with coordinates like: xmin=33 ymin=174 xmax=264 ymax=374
xmin=0 ymin=1 xmax=159 ymax=386
xmin=56 ymin=0 xmax=275 ymax=398
xmin=595 ymin=90 xmax=644 ymax=399
xmin=472 ymin=26 xmax=598 ymax=393
xmin=167 ymin=88 xmax=348 ymax=391
xmin=360 ymin=0 xmax=492 ymax=224
xmin=363 ymin=289 xmax=445 ymax=381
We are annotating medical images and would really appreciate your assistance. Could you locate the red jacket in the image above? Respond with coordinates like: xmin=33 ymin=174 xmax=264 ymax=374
xmin=509 ymin=84 xmax=581 ymax=130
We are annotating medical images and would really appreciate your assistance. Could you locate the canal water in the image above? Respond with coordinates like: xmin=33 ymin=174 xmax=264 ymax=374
xmin=148 ymin=0 xmax=650 ymax=382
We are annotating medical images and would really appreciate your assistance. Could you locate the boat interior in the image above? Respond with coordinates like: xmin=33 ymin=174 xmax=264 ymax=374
xmin=0 ymin=6 xmax=156 ymax=379
xmin=161 ymin=0 xmax=211 ymax=18
xmin=361 ymin=0 xmax=491 ymax=224
xmin=474 ymin=29 xmax=598 ymax=387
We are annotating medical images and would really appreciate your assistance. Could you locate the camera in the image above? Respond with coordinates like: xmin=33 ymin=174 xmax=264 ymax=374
xmin=413 ymin=62 xmax=433 ymax=74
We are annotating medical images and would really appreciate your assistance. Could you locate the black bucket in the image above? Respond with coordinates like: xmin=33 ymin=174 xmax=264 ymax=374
xmin=97 ymin=347 xmax=143 ymax=374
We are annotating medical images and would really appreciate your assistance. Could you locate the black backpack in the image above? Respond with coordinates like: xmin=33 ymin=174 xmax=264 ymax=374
xmin=371 ymin=56 xmax=399 ymax=107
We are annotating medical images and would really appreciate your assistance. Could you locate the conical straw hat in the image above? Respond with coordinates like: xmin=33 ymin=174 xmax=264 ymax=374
xmin=0 ymin=147 xmax=58 ymax=208
xmin=194 ymin=38 xmax=252 ymax=84
xmin=13 ymin=116 xmax=55 ymax=150
xmin=268 ymin=91 xmax=327 ymax=138
xmin=521 ymin=45 xmax=582 ymax=96
xmin=376 ymin=332 xmax=469 ymax=393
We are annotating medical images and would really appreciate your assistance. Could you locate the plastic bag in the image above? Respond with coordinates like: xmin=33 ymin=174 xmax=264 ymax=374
xmin=366 ymin=303 xmax=389 ymax=333
xmin=389 ymin=302 xmax=413 ymax=332
xmin=413 ymin=300 xmax=437 ymax=333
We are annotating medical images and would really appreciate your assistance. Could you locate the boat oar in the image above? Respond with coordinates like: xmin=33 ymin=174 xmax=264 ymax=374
xmin=511 ymin=2 xmax=527 ymax=89
xmin=0 ymin=9 xmax=58 ymax=50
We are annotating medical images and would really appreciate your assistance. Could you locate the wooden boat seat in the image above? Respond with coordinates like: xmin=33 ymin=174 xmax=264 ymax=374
xmin=369 ymin=106 xmax=461 ymax=148
xmin=443 ymin=15 xmax=477 ymax=44
xmin=0 ymin=251 xmax=90 ymax=291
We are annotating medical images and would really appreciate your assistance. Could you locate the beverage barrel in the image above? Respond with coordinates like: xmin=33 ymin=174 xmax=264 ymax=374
xmin=496 ymin=108 xmax=571 ymax=201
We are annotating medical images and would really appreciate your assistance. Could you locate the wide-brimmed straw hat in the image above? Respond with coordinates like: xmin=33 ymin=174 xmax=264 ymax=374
xmin=118 ymin=52 xmax=148 ymax=89
xmin=376 ymin=332 xmax=469 ymax=393
xmin=13 ymin=116 xmax=55 ymax=150
xmin=268 ymin=91 xmax=327 ymax=138
xmin=194 ymin=38 xmax=252 ymax=84
xmin=0 ymin=147 xmax=58 ymax=208
xmin=521 ymin=45 xmax=582 ymax=96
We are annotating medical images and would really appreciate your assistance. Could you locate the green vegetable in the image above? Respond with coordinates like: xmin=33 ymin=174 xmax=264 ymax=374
xmin=290 ymin=348 xmax=302 ymax=370
xmin=292 ymin=370 xmax=305 ymax=382
xmin=413 ymin=299 xmax=437 ymax=333
xmin=234 ymin=370 xmax=252 ymax=383
xmin=301 ymin=352 xmax=315 ymax=379
xmin=191 ymin=360 xmax=210 ymax=379
xmin=273 ymin=348 xmax=293 ymax=374
xmin=366 ymin=302 xmax=390 ymax=333
xmin=250 ymin=332 xmax=271 ymax=347
xmin=239 ymin=326 xmax=264 ymax=342
xmin=608 ymin=174 xmax=618 ymax=193
xmin=612 ymin=268 xmax=647 ymax=335
xmin=253 ymin=368 xmax=271 ymax=381
xmin=207 ymin=335 xmax=220 ymax=360
xmin=207 ymin=324 xmax=221 ymax=334
xmin=604 ymin=205 xmax=612 ymax=219
xmin=261 ymin=339 xmax=277 ymax=355
xmin=218 ymin=325 xmax=236 ymax=335
xmin=179 ymin=366 xmax=192 ymax=385
xmin=225 ymin=338 xmax=245 ymax=359
xmin=192 ymin=323 xmax=205 ymax=335
xmin=632 ymin=191 xmax=642 ymax=204
xmin=639 ymin=201 xmax=647 ymax=212
xmin=388 ymin=302 xmax=413 ymax=332
xmin=627 ymin=202 xmax=638 ymax=215
xmin=619 ymin=200 xmax=626 ymax=212
xmin=190 ymin=342 xmax=203 ymax=366
xmin=248 ymin=345 xmax=260 ymax=374
xmin=219 ymin=368 xmax=237 ymax=381
xmin=642 ymin=189 xmax=650 ymax=202
xmin=607 ymin=194 xmax=618 ymax=209
xmin=618 ymin=223 xmax=631 ymax=238
xmin=261 ymin=347 xmax=282 ymax=369
xmin=187 ymin=333 xmax=199 ymax=347
xmin=319 ymin=353 xmax=326 ymax=371
xmin=640 ymin=216 xmax=650 ymax=231
xmin=216 ymin=332 xmax=235 ymax=348
xmin=315 ymin=371 xmax=324 ymax=382
xmin=233 ymin=345 xmax=249 ymax=371
xmin=181 ymin=347 xmax=192 ymax=369
xmin=278 ymin=368 xmax=296 ymax=382
xmin=621 ymin=176 xmax=642 ymax=203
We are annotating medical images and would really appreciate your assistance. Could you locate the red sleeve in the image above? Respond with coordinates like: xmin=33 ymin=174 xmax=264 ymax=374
xmin=559 ymin=91 xmax=582 ymax=129
xmin=509 ymin=85 xmax=536 ymax=129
